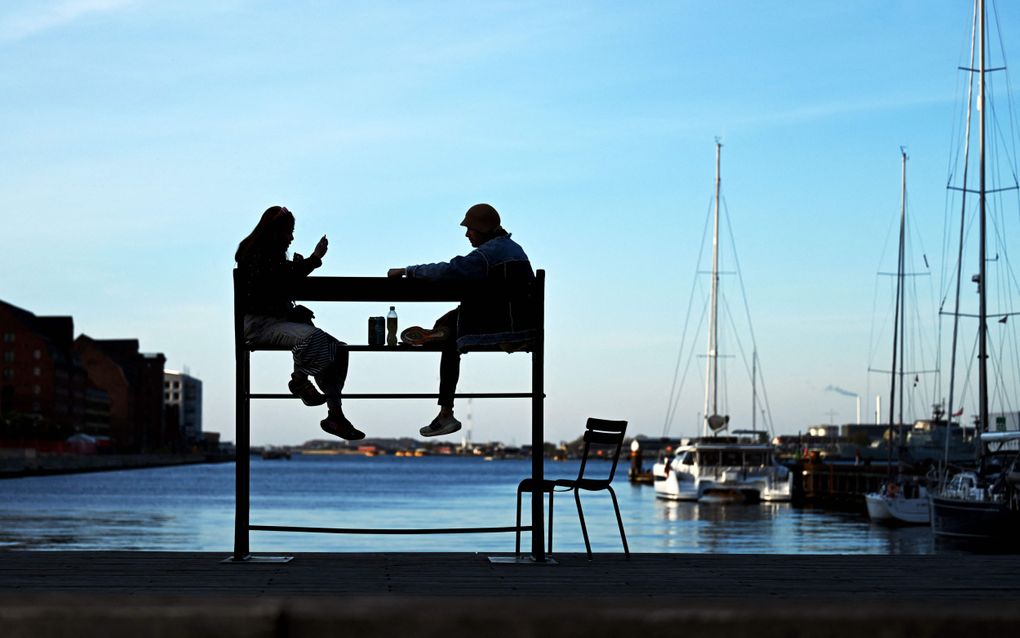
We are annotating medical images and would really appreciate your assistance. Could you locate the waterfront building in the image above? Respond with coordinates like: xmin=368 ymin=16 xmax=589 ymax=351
xmin=164 ymin=369 xmax=203 ymax=445
xmin=0 ymin=299 xmax=104 ymax=441
xmin=74 ymin=336 xmax=167 ymax=452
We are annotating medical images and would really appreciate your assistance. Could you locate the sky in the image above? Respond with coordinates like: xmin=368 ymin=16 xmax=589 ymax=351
xmin=2 ymin=0 xmax=1020 ymax=446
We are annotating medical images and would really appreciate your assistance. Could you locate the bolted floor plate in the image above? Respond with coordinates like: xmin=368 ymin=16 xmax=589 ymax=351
xmin=488 ymin=555 xmax=557 ymax=565
xmin=220 ymin=554 xmax=294 ymax=564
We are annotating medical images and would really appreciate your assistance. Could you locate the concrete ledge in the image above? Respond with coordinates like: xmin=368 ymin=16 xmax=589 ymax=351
xmin=0 ymin=453 xmax=230 ymax=478
xmin=3 ymin=552 xmax=1018 ymax=636
xmin=2 ymin=595 xmax=1018 ymax=638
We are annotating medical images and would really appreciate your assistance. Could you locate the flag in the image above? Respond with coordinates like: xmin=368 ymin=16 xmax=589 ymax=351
xmin=953 ymin=408 xmax=964 ymax=417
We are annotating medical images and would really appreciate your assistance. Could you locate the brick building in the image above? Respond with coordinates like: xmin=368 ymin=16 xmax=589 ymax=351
xmin=0 ymin=300 xmax=100 ymax=441
xmin=74 ymin=336 xmax=168 ymax=452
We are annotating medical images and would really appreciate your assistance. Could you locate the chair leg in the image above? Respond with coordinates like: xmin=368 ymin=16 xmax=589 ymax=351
xmin=608 ymin=485 xmax=630 ymax=557
xmin=515 ymin=486 xmax=523 ymax=556
xmin=574 ymin=489 xmax=592 ymax=561
xmin=547 ymin=489 xmax=555 ymax=554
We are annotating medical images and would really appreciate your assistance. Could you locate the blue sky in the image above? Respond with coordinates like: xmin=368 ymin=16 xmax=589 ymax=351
xmin=2 ymin=1 xmax=1018 ymax=445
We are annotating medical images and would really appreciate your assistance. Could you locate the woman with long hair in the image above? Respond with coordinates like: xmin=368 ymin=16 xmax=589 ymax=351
xmin=235 ymin=205 xmax=363 ymax=440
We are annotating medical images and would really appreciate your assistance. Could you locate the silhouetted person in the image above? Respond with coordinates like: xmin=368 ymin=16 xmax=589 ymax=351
xmin=388 ymin=203 xmax=535 ymax=436
xmin=236 ymin=206 xmax=364 ymax=440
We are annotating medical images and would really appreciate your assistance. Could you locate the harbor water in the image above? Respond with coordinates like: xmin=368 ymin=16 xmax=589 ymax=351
xmin=0 ymin=455 xmax=957 ymax=554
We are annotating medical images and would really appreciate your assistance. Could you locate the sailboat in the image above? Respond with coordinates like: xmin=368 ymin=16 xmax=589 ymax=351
xmin=864 ymin=150 xmax=932 ymax=525
xmin=653 ymin=142 xmax=792 ymax=503
xmin=930 ymin=0 xmax=1020 ymax=540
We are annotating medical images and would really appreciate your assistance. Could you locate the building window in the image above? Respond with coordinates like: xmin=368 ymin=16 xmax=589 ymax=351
xmin=33 ymin=349 xmax=41 ymax=360
xmin=2 ymin=369 xmax=11 ymax=380
xmin=2 ymin=352 xmax=12 ymax=363
xmin=173 ymin=381 xmax=180 ymax=389
xmin=2 ymin=333 xmax=13 ymax=343
xmin=164 ymin=381 xmax=170 ymax=388
xmin=31 ymin=402 xmax=40 ymax=412
xmin=32 ymin=367 xmax=41 ymax=377
xmin=33 ymin=385 xmax=41 ymax=395
xmin=173 ymin=392 xmax=180 ymax=400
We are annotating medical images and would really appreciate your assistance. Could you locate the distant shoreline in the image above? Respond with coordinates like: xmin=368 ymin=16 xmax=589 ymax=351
xmin=0 ymin=452 xmax=234 ymax=479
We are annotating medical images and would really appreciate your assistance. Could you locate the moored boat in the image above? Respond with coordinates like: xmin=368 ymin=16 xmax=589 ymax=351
xmin=653 ymin=432 xmax=792 ymax=503
xmin=931 ymin=433 xmax=1020 ymax=539
xmin=865 ymin=481 xmax=930 ymax=525
xmin=930 ymin=0 xmax=1020 ymax=541
xmin=863 ymin=149 xmax=932 ymax=527
xmin=655 ymin=142 xmax=784 ymax=504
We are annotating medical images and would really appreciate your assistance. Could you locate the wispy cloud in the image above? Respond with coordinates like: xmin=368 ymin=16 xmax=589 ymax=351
xmin=0 ymin=0 xmax=136 ymax=44
xmin=739 ymin=94 xmax=954 ymax=128
xmin=825 ymin=385 xmax=859 ymax=398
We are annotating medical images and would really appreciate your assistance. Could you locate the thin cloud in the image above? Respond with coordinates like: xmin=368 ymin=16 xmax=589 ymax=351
xmin=0 ymin=0 xmax=136 ymax=44
xmin=825 ymin=385 xmax=859 ymax=398
xmin=732 ymin=93 xmax=954 ymax=130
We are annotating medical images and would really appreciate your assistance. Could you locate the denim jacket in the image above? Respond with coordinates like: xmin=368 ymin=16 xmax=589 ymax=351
xmin=406 ymin=234 xmax=536 ymax=348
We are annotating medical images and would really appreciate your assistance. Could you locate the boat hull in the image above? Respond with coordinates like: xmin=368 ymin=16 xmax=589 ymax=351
xmin=864 ymin=493 xmax=892 ymax=521
xmin=652 ymin=461 xmax=792 ymax=503
xmin=931 ymin=495 xmax=1020 ymax=539
xmin=886 ymin=496 xmax=930 ymax=524
xmin=866 ymin=492 xmax=929 ymax=524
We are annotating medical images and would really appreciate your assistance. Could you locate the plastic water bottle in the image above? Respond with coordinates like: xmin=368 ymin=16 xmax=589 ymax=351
xmin=386 ymin=306 xmax=398 ymax=346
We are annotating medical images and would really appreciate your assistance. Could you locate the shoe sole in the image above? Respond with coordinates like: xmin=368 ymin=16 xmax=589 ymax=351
xmin=400 ymin=326 xmax=449 ymax=346
xmin=321 ymin=421 xmax=365 ymax=441
xmin=289 ymin=382 xmax=327 ymax=406
xmin=420 ymin=422 xmax=462 ymax=437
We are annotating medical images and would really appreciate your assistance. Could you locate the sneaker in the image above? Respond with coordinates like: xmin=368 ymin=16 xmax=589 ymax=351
xmin=420 ymin=415 xmax=462 ymax=437
xmin=289 ymin=378 xmax=327 ymax=406
xmin=400 ymin=325 xmax=450 ymax=346
xmin=321 ymin=412 xmax=365 ymax=441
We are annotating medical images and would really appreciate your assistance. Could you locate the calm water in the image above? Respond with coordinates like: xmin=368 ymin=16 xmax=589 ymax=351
xmin=0 ymin=455 xmax=952 ymax=553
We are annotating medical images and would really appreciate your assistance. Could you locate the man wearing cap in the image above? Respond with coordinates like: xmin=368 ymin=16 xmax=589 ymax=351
xmin=388 ymin=203 xmax=536 ymax=437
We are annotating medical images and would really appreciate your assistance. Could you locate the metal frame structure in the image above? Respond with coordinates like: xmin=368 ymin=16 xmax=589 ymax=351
xmin=229 ymin=271 xmax=546 ymax=563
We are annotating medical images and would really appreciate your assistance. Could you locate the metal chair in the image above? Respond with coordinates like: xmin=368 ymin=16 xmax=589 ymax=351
xmin=515 ymin=417 xmax=629 ymax=560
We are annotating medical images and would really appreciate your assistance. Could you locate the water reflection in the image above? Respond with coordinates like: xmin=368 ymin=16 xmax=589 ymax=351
xmin=646 ymin=499 xmax=942 ymax=555
xmin=0 ymin=457 xmax=1006 ymax=554
xmin=0 ymin=510 xmax=191 ymax=550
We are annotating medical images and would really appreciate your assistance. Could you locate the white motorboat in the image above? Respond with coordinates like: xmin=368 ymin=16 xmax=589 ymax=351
xmin=653 ymin=432 xmax=793 ymax=503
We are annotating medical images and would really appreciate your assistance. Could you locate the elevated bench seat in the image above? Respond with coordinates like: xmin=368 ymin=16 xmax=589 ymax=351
xmin=230 ymin=270 xmax=548 ymax=563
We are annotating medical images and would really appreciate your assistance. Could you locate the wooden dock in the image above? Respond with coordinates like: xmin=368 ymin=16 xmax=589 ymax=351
xmin=1 ymin=552 xmax=1019 ymax=636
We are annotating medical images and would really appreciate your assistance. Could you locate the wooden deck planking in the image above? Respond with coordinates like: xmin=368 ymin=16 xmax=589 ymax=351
xmin=2 ymin=553 xmax=1020 ymax=637
xmin=0 ymin=552 xmax=1018 ymax=600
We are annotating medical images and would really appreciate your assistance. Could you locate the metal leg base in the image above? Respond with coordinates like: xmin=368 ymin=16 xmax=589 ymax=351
xmin=220 ymin=554 xmax=294 ymax=564
xmin=488 ymin=555 xmax=557 ymax=565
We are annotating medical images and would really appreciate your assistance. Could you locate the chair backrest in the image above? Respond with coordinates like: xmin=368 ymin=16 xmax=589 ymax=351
xmin=575 ymin=418 xmax=628 ymax=484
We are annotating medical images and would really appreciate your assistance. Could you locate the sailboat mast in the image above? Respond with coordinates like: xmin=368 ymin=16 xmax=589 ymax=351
xmin=712 ymin=141 xmax=721 ymax=420
xmin=887 ymin=149 xmax=906 ymax=469
xmin=898 ymin=149 xmax=908 ymax=434
xmin=977 ymin=0 xmax=989 ymax=441
xmin=752 ymin=350 xmax=757 ymax=434
xmin=703 ymin=141 xmax=722 ymax=436
xmin=943 ymin=0 xmax=979 ymax=481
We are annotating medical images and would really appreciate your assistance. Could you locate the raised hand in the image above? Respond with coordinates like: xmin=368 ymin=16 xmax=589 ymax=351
xmin=312 ymin=235 xmax=328 ymax=260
